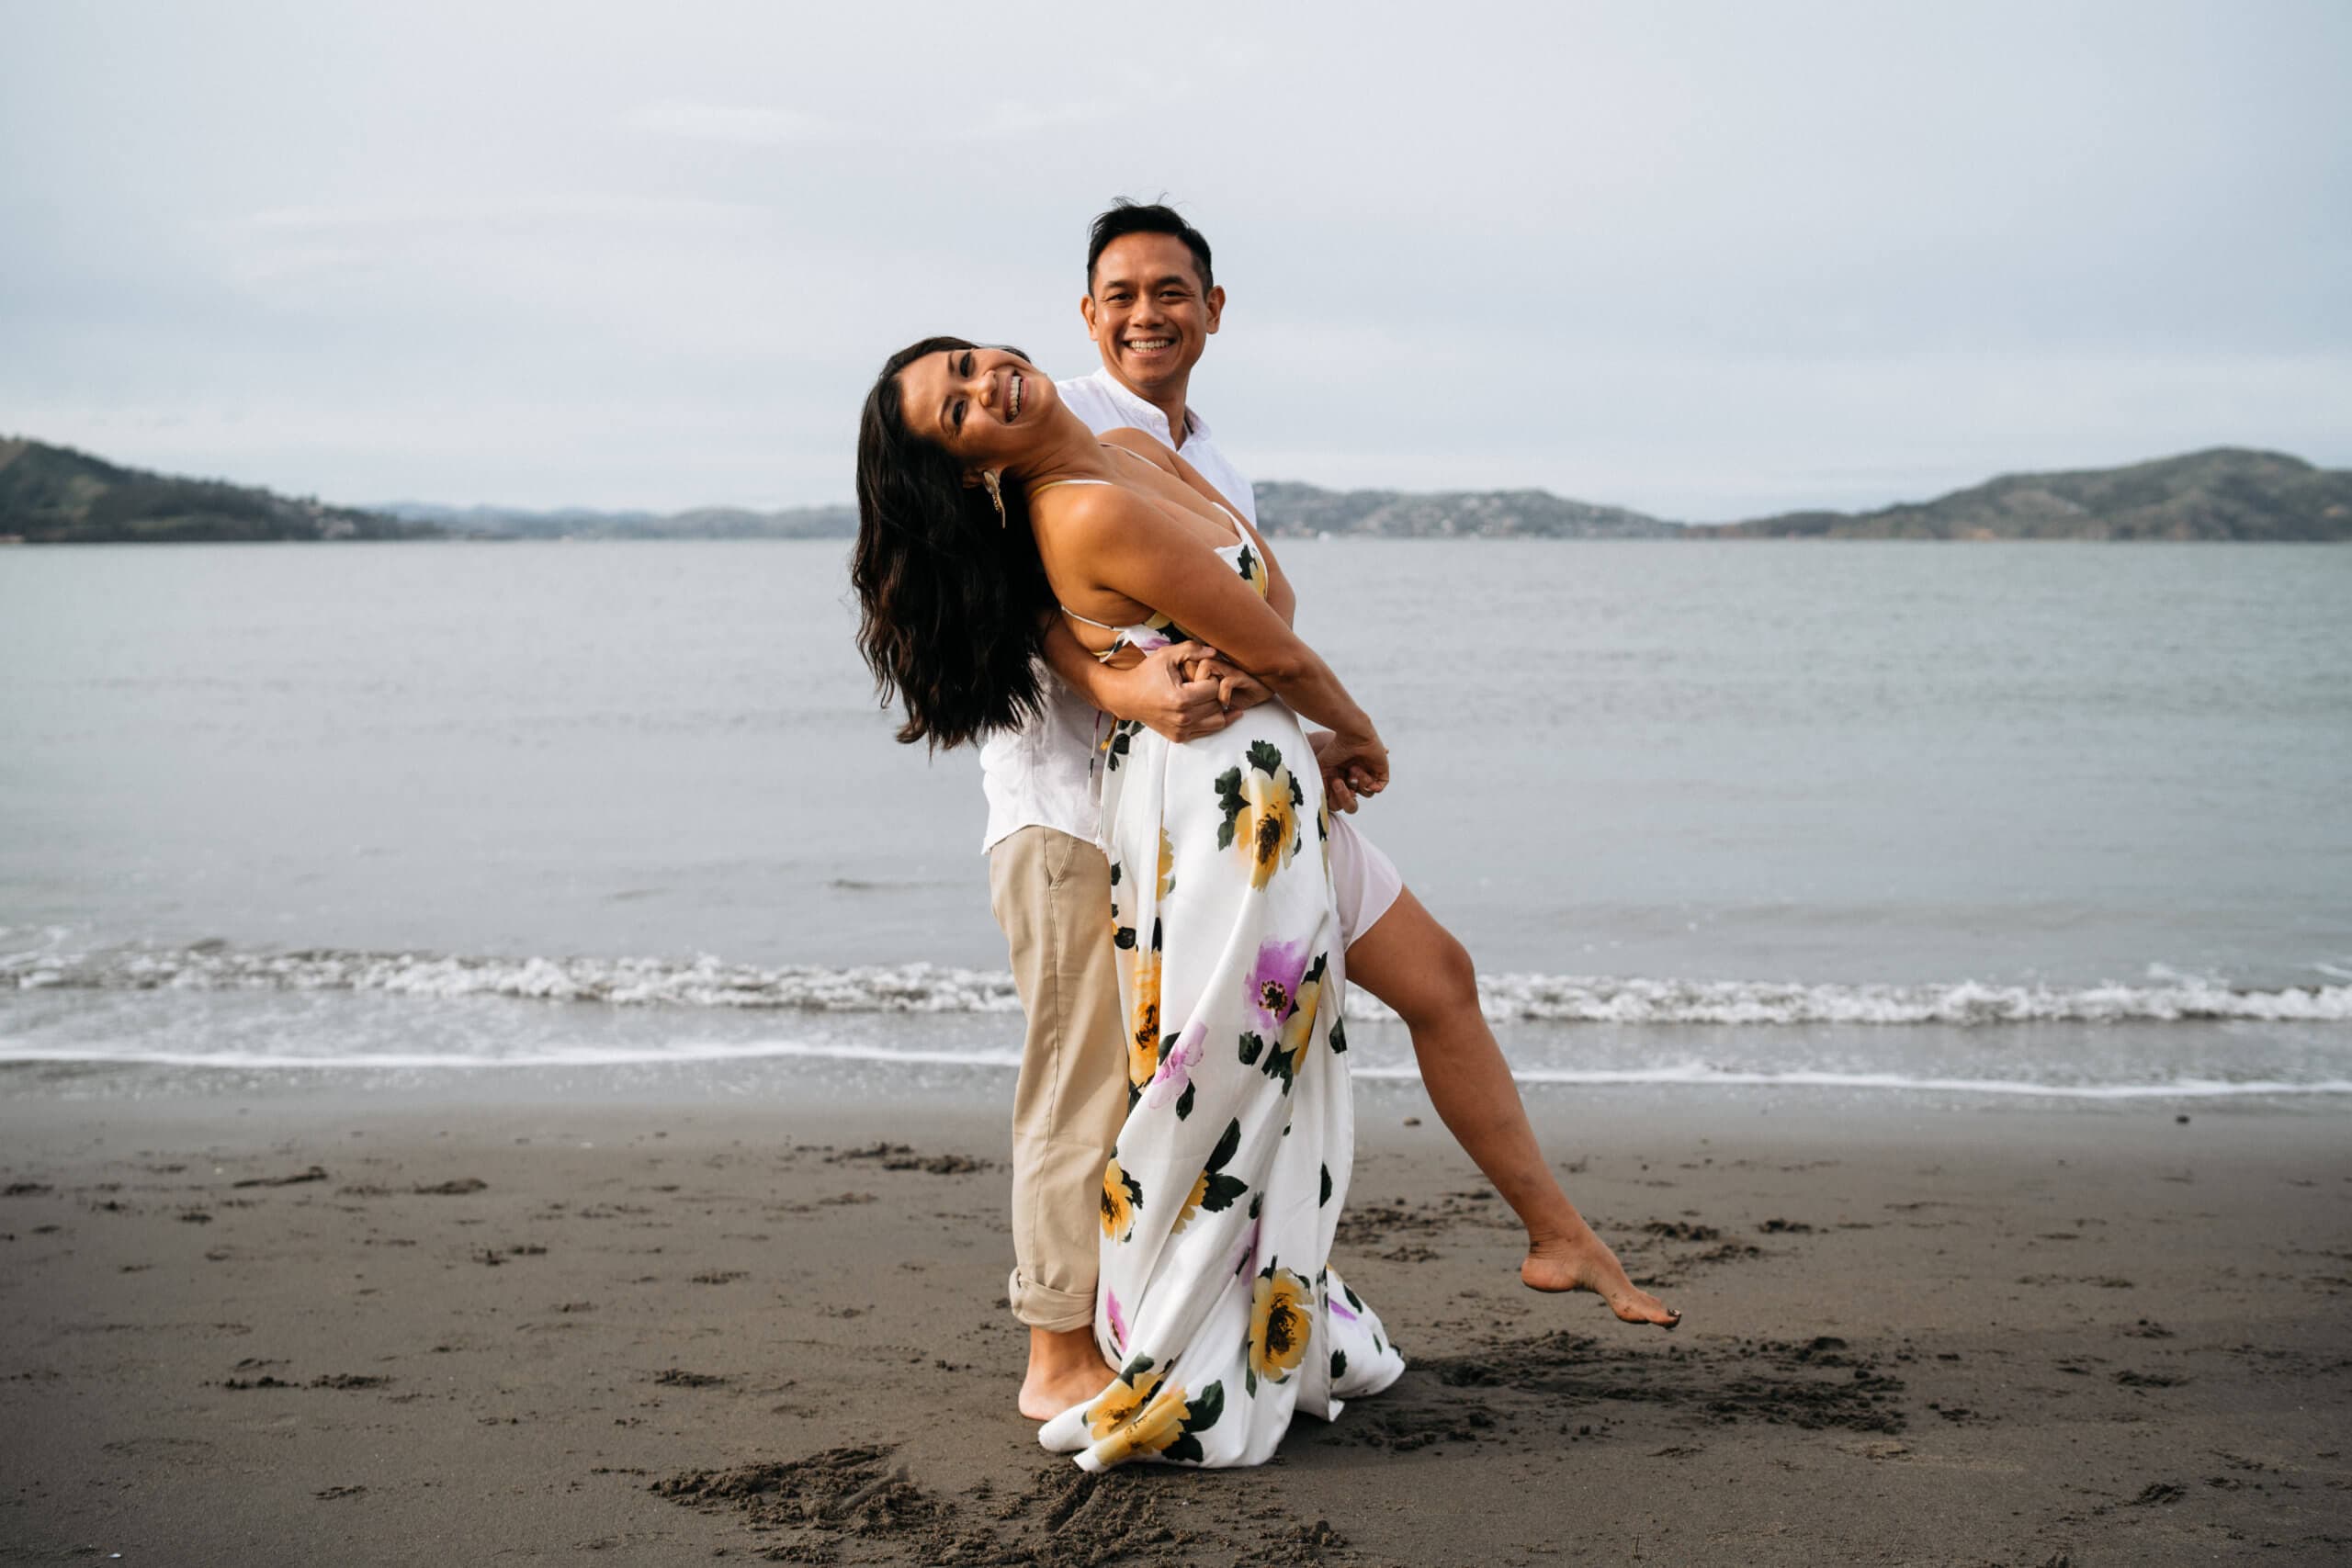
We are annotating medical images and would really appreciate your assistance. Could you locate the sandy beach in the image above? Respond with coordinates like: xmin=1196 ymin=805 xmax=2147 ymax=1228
xmin=2 ymin=1083 xmax=2346 ymax=1565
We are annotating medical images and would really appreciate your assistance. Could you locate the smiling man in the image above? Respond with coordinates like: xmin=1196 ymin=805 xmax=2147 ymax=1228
xmin=1057 ymin=205 xmax=1226 ymax=457
xmin=986 ymin=199 xmax=1676 ymax=1424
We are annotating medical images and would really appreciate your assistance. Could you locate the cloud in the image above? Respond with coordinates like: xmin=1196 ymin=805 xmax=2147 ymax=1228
xmin=622 ymin=101 xmax=847 ymax=146
xmin=621 ymin=96 xmax=1115 ymax=149
xmin=239 ymin=195 xmax=766 ymax=232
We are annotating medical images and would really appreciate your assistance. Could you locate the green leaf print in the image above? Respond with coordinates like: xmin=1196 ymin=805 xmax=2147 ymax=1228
xmin=1213 ymin=766 xmax=1244 ymax=851
xmin=1328 ymin=1016 xmax=1348 ymax=1054
xmin=1200 ymin=1172 xmax=1247 ymax=1213
xmin=1185 ymin=1380 xmax=1225 ymax=1434
xmin=1330 ymin=1349 xmax=1347 ymax=1380
xmin=1114 ymin=924 xmax=1136 ymax=951
xmin=1174 ymin=1081 xmax=1195 ymax=1120
xmin=1153 ymin=1381 xmax=1223 ymax=1463
xmin=1318 ymin=1164 xmax=1331 ymax=1206
xmin=1238 ymin=1031 xmax=1263 ymax=1066
xmin=1206 ymin=1118 xmax=1242 ymax=1173
xmin=1245 ymin=739 xmax=1283 ymax=777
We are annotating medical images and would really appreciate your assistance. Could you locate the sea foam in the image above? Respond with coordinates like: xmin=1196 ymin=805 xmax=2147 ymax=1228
xmin=8 ymin=942 xmax=2350 ymax=1025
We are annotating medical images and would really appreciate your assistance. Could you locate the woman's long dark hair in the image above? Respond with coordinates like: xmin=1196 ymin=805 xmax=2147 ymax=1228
xmin=853 ymin=336 xmax=1057 ymax=750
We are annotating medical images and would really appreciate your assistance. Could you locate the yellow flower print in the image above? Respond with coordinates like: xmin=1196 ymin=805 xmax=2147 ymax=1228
xmin=1248 ymin=1264 xmax=1313 ymax=1390
xmin=1171 ymin=1168 xmax=1209 ymax=1234
xmin=1101 ymin=1156 xmax=1143 ymax=1242
xmin=1157 ymin=828 xmax=1177 ymax=898
xmin=1275 ymin=954 xmax=1325 ymax=1086
xmin=1127 ymin=949 xmax=1162 ymax=1091
xmin=1091 ymin=1380 xmax=1192 ymax=1467
xmin=1240 ymin=768 xmax=1297 ymax=888
xmin=1215 ymin=741 xmax=1302 ymax=892
xmin=1235 ymin=543 xmax=1265 ymax=598
xmin=1088 ymin=1362 xmax=1166 ymax=1441
xmin=1173 ymin=1118 xmax=1249 ymax=1234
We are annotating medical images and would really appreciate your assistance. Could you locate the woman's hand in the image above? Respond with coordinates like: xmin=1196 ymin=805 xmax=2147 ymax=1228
xmin=1310 ymin=727 xmax=1387 ymax=802
xmin=1100 ymin=641 xmax=1233 ymax=743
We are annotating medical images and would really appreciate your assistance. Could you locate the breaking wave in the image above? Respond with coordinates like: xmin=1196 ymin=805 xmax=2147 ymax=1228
xmin=8 ymin=942 xmax=2350 ymax=1026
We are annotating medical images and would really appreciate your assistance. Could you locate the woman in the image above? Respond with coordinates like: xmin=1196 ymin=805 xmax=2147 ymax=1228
xmin=854 ymin=337 xmax=1676 ymax=1471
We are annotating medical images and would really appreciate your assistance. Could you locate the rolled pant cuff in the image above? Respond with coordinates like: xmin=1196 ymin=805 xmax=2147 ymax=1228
xmin=1007 ymin=1267 xmax=1095 ymax=1334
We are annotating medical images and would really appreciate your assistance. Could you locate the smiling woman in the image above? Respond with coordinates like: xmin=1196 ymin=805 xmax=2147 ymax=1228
xmin=854 ymin=332 xmax=1412 ymax=1469
xmin=850 ymin=334 xmax=1057 ymax=750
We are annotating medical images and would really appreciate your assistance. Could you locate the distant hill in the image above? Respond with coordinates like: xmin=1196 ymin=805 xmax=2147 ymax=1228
xmin=1699 ymin=448 xmax=2352 ymax=541
xmin=1251 ymin=481 xmax=1676 ymax=538
xmin=0 ymin=437 xmax=438 ymax=543
xmin=6 ymin=435 xmax=2347 ymax=545
xmin=377 ymin=501 xmax=856 ymax=540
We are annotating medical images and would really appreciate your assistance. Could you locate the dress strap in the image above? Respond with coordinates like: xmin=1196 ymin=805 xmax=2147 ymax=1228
xmin=1031 ymin=478 xmax=1115 ymax=492
xmin=1059 ymin=604 xmax=1120 ymax=631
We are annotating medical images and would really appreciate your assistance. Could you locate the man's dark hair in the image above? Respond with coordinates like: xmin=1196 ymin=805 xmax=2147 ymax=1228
xmin=1086 ymin=199 xmax=1214 ymax=295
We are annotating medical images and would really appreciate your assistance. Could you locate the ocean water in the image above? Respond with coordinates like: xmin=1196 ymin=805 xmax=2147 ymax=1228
xmin=3 ymin=539 xmax=2347 ymax=1105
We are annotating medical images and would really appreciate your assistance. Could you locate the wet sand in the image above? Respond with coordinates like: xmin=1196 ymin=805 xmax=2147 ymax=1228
xmin=1 ymin=1088 xmax=2346 ymax=1565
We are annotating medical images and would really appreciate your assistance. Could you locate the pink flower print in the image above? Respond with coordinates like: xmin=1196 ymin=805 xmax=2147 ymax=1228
xmin=1105 ymin=1287 xmax=1127 ymax=1355
xmin=1119 ymin=625 xmax=1173 ymax=655
xmin=1245 ymin=938 xmax=1310 ymax=1038
xmin=1143 ymin=1021 xmax=1204 ymax=1111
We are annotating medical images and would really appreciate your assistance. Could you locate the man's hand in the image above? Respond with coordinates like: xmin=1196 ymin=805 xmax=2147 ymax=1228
xmin=1180 ymin=649 xmax=1272 ymax=716
xmin=1102 ymin=641 xmax=1233 ymax=743
xmin=1308 ymin=728 xmax=1383 ymax=813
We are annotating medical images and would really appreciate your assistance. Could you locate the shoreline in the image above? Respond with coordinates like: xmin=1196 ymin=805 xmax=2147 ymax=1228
xmin=3 ymin=1089 xmax=2346 ymax=1563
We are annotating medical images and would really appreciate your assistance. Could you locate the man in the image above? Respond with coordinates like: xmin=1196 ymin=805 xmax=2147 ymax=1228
xmin=985 ymin=201 xmax=1674 ymax=1421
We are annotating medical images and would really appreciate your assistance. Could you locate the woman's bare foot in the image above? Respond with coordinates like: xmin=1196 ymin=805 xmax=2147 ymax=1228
xmin=1521 ymin=1222 xmax=1682 ymax=1328
xmin=1017 ymin=1325 xmax=1117 ymax=1420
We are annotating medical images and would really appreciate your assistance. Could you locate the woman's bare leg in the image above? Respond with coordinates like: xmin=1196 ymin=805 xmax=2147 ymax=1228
xmin=1343 ymin=889 xmax=1679 ymax=1327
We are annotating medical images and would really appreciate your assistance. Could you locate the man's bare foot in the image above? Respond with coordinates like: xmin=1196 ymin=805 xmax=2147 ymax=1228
xmin=1521 ymin=1224 xmax=1681 ymax=1328
xmin=1017 ymin=1325 xmax=1117 ymax=1420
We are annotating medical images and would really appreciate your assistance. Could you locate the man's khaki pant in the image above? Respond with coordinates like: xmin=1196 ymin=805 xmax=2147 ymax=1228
xmin=988 ymin=826 xmax=1127 ymax=1333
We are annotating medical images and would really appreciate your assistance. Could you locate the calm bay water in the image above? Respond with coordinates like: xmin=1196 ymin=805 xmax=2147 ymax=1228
xmin=4 ymin=539 xmax=2348 ymax=1101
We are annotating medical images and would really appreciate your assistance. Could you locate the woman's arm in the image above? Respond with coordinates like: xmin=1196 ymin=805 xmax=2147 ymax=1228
xmin=1037 ymin=486 xmax=1386 ymax=786
xmin=1038 ymin=615 xmax=1243 ymax=742
xmin=1100 ymin=430 xmax=1295 ymax=624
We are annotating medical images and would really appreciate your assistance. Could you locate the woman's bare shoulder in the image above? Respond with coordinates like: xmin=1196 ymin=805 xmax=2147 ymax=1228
xmin=1028 ymin=473 xmax=1158 ymax=549
xmin=1099 ymin=428 xmax=1180 ymax=473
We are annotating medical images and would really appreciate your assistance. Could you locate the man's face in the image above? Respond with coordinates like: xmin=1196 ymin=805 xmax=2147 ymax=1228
xmin=1081 ymin=232 xmax=1225 ymax=403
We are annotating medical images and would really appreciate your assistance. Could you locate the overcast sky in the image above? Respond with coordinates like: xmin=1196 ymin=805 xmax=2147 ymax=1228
xmin=4 ymin=0 xmax=2346 ymax=520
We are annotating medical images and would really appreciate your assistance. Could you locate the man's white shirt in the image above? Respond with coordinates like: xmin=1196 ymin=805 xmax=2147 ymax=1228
xmin=977 ymin=368 xmax=1259 ymax=853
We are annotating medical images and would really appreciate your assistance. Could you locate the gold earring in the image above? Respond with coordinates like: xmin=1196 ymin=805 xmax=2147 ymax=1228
xmin=981 ymin=469 xmax=1005 ymax=527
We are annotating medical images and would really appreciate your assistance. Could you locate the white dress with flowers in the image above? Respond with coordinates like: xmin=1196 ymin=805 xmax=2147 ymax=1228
xmin=1035 ymin=530 xmax=1407 ymax=1472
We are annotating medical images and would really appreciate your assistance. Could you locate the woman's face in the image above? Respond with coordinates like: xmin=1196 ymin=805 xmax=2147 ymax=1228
xmin=895 ymin=344 xmax=1058 ymax=474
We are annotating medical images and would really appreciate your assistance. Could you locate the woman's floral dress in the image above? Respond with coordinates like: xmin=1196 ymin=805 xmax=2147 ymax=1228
xmin=1036 ymin=529 xmax=1407 ymax=1472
